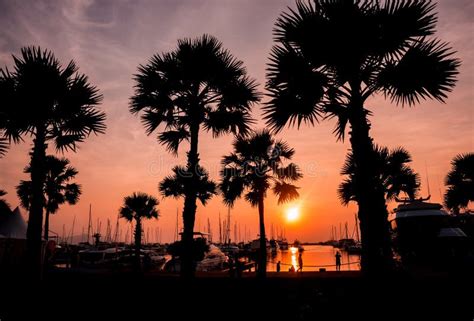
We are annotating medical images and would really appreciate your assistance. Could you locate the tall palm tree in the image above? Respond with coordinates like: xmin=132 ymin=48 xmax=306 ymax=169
xmin=16 ymin=155 xmax=82 ymax=240
xmin=338 ymin=146 xmax=420 ymax=205
xmin=264 ymin=0 xmax=460 ymax=273
xmin=130 ymin=34 xmax=259 ymax=277
xmin=0 ymin=47 xmax=105 ymax=276
xmin=445 ymin=153 xmax=474 ymax=214
xmin=220 ymin=130 xmax=302 ymax=278
xmin=119 ymin=192 xmax=159 ymax=270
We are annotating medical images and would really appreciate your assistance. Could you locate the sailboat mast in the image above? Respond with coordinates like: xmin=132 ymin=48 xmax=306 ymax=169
xmin=87 ymin=204 xmax=92 ymax=244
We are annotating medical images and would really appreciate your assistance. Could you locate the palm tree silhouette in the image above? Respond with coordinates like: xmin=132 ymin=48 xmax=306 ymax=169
xmin=339 ymin=146 xmax=420 ymax=206
xmin=160 ymin=165 xmax=217 ymax=207
xmin=264 ymin=0 xmax=460 ymax=273
xmin=119 ymin=192 xmax=159 ymax=270
xmin=444 ymin=153 xmax=474 ymax=214
xmin=0 ymin=190 xmax=11 ymax=214
xmin=16 ymin=155 xmax=82 ymax=240
xmin=0 ymin=47 xmax=105 ymax=276
xmin=220 ymin=130 xmax=302 ymax=278
xmin=130 ymin=35 xmax=259 ymax=277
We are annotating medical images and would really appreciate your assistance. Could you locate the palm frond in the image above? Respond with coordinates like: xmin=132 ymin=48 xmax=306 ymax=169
xmin=378 ymin=38 xmax=460 ymax=106
xmin=0 ymin=137 xmax=8 ymax=157
xmin=272 ymin=181 xmax=299 ymax=204
xmin=338 ymin=179 xmax=356 ymax=206
xmin=275 ymin=163 xmax=303 ymax=181
xmin=158 ymin=127 xmax=189 ymax=155
xmin=264 ymin=44 xmax=326 ymax=132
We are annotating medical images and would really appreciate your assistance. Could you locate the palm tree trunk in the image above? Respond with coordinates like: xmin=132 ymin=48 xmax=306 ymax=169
xmin=257 ymin=193 xmax=266 ymax=278
xmin=348 ymin=85 xmax=393 ymax=275
xmin=135 ymin=217 xmax=142 ymax=271
xmin=26 ymin=124 xmax=47 ymax=279
xmin=181 ymin=121 xmax=200 ymax=278
xmin=44 ymin=208 xmax=50 ymax=241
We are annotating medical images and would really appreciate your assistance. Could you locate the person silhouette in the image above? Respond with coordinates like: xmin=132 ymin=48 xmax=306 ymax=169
xmin=289 ymin=265 xmax=295 ymax=272
xmin=297 ymin=253 xmax=303 ymax=272
xmin=335 ymin=251 xmax=342 ymax=271
xmin=276 ymin=261 xmax=281 ymax=272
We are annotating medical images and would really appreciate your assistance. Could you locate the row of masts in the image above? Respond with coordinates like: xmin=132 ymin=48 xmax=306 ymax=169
xmin=329 ymin=213 xmax=360 ymax=242
xmin=58 ymin=204 xmax=164 ymax=245
xmin=59 ymin=204 xmax=289 ymax=245
xmin=172 ymin=206 xmax=286 ymax=244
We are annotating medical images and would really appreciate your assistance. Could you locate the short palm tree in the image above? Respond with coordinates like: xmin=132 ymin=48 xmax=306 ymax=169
xmin=16 ymin=155 xmax=82 ymax=240
xmin=0 ymin=47 xmax=105 ymax=276
xmin=119 ymin=192 xmax=159 ymax=269
xmin=130 ymin=34 xmax=259 ymax=277
xmin=264 ymin=0 xmax=460 ymax=272
xmin=339 ymin=146 xmax=420 ymax=205
xmin=444 ymin=153 xmax=474 ymax=214
xmin=220 ymin=130 xmax=302 ymax=278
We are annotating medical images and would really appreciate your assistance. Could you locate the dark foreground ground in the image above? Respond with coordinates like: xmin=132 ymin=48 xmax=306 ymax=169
xmin=1 ymin=269 xmax=473 ymax=321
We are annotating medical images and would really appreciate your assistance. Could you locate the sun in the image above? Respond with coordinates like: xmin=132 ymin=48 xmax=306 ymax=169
xmin=286 ymin=206 xmax=300 ymax=222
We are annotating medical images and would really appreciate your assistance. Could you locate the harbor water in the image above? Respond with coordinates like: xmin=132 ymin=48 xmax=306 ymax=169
xmin=267 ymin=245 xmax=360 ymax=271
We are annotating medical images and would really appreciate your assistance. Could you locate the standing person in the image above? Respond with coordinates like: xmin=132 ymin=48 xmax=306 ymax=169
xmin=297 ymin=252 xmax=303 ymax=272
xmin=276 ymin=261 xmax=281 ymax=272
xmin=335 ymin=251 xmax=342 ymax=271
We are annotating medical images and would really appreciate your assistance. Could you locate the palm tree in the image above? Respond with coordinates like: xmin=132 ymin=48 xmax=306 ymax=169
xmin=130 ymin=35 xmax=259 ymax=277
xmin=264 ymin=0 xmax=460 ymax=273
xmin=338 ymin=146 xmax=420 ymax=206
xmin=159 ymin=165 xmax=217 ymax=207
xmin=0 ymin=47 xmax=105 ymax=276
xmin=0 ymin=189 xmax=11 ymax=214
xmin=16 ymin=155 xmax=82 ymax=240
xmin=119 ymin=192 xmax=159 ymax=270
xmin=445 ymin=153 xmax=474 ymax=214
xmin=220 ymin=130 xmax=302 ymax=278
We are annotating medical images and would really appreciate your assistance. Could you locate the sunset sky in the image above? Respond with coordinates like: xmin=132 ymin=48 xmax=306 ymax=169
xmin=0 ymin=0 xmax=472 ymax=243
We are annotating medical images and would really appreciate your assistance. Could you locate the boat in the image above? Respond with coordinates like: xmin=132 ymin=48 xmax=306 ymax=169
xmin=219 ymin=244 xmax=240 ymax=256
xmin=390 ymin=197 xmax=468 ymax=262
xmin=269 ymin=239 xmax=279 ymax=253
xmin=250 ymin=238 xmax=271 ymax=253
xmin=78 ymin=247 xmax=122 ymax=267
xmin=277 ymin=238 xmax=289 ymax=251
xmin=163 ymin=244 xmax=228 ymax=272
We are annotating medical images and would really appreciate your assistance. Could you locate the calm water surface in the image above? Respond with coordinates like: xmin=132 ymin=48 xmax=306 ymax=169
xmin=267 ymin=245 xmax=360 ymax=271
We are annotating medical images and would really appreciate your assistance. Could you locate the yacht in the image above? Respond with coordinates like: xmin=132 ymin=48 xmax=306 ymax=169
xmin=277 ymin=238 xmax=289 ymax=251
xmin=390 ymin=197 xmax=468 ymax=262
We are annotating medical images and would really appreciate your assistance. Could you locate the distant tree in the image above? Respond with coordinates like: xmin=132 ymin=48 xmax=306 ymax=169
xmin=17 ymin=155 xmax=81 ymax=240
xmin=264 ymin=0 xmax=460 ymax=273
xmin=339 ymin=146 xmax=420 ymax=205
xmin=220 ymin=130 xmax=302 ymax=278
xmin=0 ymin=47 xmax=105 ymax=277
xmin=130 ymin=35 xmax=259 ymax=277
xmin=119 ymin=192 xmax=159 ymax=270
xmin=445 ymin=153 xmax=474 ymax=214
